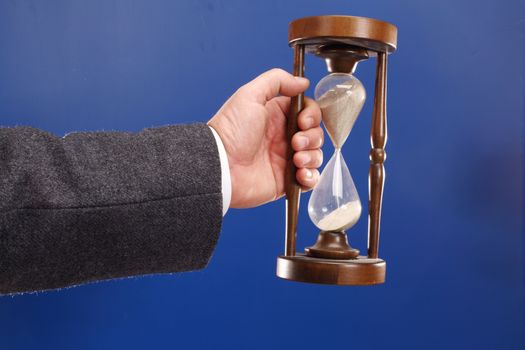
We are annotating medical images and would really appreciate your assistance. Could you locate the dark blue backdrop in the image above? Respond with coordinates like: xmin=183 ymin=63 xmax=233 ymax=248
xmin=0 ymin=1 xmax=523 ymax=349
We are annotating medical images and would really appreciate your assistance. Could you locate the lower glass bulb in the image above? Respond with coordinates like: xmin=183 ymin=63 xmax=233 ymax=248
xmin=308 ymin=149 xmax=362 ymax=232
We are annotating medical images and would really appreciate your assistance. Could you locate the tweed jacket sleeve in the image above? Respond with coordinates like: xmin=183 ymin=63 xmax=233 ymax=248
xmin=0 ymin=123 xmax=223 ymax=294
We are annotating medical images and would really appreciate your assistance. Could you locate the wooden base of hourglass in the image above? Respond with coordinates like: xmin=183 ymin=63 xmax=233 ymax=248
xmin=277 ymin=231 xmax=385 ymax=286
xmin=276 ymin=255 xmax=385 ymax=286
xmin=305 ymin=231 xmax=359 ymax=259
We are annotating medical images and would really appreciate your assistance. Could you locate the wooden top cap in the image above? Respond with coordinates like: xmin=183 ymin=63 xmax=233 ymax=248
xmin=288 ymin=15 xmax=397 ymax=54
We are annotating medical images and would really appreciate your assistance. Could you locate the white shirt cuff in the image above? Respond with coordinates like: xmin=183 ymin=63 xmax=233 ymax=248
xmin=208 ymin=125 xmax=231 ymax=216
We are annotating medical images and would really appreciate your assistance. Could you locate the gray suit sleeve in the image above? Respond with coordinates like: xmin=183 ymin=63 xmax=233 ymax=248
xmin=0 ymin=123 xmax=223 ymax=294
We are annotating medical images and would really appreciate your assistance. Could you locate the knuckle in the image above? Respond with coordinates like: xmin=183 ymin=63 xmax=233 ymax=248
xmin=298 ymin=115 xmax=312 ymax=130
xmin=298 ymin=131 xmax=308 ymax=139
xmin=269 ymin=67 xmax=286 ymax=77
xmin=236 ymin=83 xmax=250 ymax=96
xmin=291 ymin=136 xmax=302 ymax=150
xmin=307 ymin=128 xmax=323 ymax=143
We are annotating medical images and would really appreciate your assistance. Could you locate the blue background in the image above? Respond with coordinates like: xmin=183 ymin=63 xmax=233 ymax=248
xmin=0 ymin=0 xmax=523 ymax=349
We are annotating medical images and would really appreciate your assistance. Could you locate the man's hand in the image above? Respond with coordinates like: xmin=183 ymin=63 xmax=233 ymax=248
xmin=208 ymin=68 xmax=324 ymax=208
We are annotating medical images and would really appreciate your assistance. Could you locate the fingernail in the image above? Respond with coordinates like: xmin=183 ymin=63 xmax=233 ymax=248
xmin=301 ymin=154 xmax=311 ymax=166
xmin=295 ymin=76 xmax=309 ymax=84
xmin=305 ymin=169 xmax=313 ymax=179
xmin=297 ymin=136 xmax=309 ymax=149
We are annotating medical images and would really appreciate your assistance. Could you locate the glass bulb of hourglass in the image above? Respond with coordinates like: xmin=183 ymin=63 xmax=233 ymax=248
xmin=308 ymin=150 xmax=361 ymax=231
xmin=308 ymin=72 xmax=366 ymax=232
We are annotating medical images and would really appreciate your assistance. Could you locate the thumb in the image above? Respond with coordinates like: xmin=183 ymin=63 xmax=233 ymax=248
xmin=242 ymin=68 xmax=309 ymax=104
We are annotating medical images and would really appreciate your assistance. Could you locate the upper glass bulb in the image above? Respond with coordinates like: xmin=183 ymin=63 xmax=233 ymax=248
xmin=314 ymin=73 xmax=366 ymax=148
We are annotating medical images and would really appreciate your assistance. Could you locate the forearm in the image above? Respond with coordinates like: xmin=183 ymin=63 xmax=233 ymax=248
xmin=0 ymin=123 xmax=223 ymax=294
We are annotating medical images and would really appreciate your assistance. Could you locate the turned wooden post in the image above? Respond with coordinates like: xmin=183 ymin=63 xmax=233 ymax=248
xmin=284 ymin=44 xmax=305 ymax=256
xmin=368 ymin=52 xmax=388 ymax=259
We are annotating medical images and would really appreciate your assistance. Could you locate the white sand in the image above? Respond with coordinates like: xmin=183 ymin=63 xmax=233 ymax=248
xmin=316 ymin=200 xmax=362 ymax=231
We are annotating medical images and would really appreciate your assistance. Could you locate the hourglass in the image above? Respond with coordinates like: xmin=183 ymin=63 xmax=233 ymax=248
xmin=276 ymin=15 xmax=397 ymax=285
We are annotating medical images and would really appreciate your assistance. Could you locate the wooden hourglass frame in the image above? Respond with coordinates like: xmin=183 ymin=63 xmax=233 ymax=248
xmin=276 ymin=15 xmax=398 ymax=285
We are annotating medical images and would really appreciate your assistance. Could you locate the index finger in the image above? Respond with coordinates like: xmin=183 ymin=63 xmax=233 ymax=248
xmin=240 ymin=68 xmax=310 ymax=104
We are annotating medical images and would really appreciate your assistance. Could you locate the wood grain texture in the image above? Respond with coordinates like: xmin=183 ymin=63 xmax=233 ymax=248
xmin=288 ymin=15 xmax=397 ymax=54
xmin=368 ymin=52 xmax=388 ymax=259
xmin=276 ymin=255 xmax=386 ymax=285
xmin=284 ymin=44 xmax=305 ymax=256
xmin=305 ymin=231 xmax=360 ymax=259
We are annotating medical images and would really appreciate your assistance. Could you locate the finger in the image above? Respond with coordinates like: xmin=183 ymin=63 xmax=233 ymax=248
xmin=297 ymin=97 xmax=322 ymax=131
xmin=241 ymin=68 xmax=309 ymax=104
xmin=271 ymin=96 xmax=293 ymax=116
xmin=296 ymin=168 xmax=320 ymax=191
xmin=272 ymin=96 xmax=321 ymax=125
xmin=291 ymin=127 xmax=324 ymax=151
xmin=293 ymin=149 xmax=323 ymax=168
